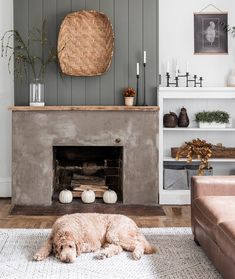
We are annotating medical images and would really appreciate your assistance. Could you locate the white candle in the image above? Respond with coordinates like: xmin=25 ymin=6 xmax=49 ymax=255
xmin=137 ymin=63 xmax=140 ymax=75
xmin=176 ymin=63 xmax=179 ymax=77
xmin=144 ymin=51 xmax=146 ymax=64
xmin=167 ymin=61 xmax=170 ymax=73
xmin=186 ymin=61 xmax=189 ymax=73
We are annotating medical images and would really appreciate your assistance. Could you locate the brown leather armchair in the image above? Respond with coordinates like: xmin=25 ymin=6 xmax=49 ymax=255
xmin=191 ymin=176 xmax=235 ymax=279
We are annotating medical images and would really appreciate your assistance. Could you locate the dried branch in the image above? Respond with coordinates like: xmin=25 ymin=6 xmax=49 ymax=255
xmin=1 ymin=19 xmax=58 ymax=81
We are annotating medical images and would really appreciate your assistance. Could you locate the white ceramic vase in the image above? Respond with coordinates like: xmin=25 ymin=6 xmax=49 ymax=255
xmin=228 ymin=69 xmax=235 ymax=87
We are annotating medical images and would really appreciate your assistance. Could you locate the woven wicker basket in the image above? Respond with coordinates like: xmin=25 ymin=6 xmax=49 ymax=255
xmin=58 ymin=10 xmax=114 ymax=77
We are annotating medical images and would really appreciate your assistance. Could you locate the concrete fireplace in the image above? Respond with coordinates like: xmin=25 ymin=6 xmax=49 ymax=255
xmin=10 ymin=106 xmax=159 ymax=206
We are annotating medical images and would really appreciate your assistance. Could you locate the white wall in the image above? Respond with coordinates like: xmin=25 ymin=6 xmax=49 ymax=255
xmin=0 ymin=0 xmax=13 ymax=197
xmin=159 ymin=0 xmax=235 ymax=87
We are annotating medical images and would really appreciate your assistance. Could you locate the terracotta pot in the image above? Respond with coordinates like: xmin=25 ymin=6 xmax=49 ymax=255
xmin=124 ymin=97 xmax=134 ymax=106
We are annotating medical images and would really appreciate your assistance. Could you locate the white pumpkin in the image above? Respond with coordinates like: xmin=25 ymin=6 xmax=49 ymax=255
xmin=103 ymin=190 xmax=118 ymax=204
xmin=81 ymin=190 xmax=95 ymax=203
xmin=59 ymin=189 xmax=73 ymax=204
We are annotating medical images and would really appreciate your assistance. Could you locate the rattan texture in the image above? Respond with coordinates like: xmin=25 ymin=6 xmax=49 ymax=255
xmin=58 ymin=10 xmax=114 ymax=77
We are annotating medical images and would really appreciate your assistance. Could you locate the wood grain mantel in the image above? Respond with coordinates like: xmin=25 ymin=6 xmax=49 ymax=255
xmin=9 ymin=106 xmax=160 ymax=112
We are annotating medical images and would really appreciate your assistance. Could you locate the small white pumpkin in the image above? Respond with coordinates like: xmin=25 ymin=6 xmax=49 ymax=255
xmin=59 ymin=189 xmax=73 ymax=204
xmin=81 ymin=189 xmax=95 ymax=203
xmin=103 ymin=190 xmax=118 ymax=204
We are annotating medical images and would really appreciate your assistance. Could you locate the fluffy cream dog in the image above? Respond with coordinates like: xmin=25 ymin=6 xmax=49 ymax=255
xmin=34 ymin=213 xmax=156 ymax=263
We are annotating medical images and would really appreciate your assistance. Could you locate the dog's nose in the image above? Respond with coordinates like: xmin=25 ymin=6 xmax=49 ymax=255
xmin=63 ymin=256 xmax=72 ymax=263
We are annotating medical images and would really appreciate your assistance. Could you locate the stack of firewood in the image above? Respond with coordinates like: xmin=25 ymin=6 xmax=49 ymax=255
xmin=71 ymin=174 xmax=108 ymax=198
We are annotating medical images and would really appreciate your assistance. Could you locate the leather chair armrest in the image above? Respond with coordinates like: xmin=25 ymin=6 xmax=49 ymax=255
xmin=191 ymin=176 xmax=235 ymax=201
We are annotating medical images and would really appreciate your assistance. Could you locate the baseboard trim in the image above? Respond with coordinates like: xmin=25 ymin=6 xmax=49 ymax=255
xmin=0 ymin=178 xmax=12 ymax=197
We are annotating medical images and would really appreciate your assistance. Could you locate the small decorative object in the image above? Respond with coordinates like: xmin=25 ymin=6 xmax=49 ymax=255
xmin=227 ymin=69 xmax=235 ymax=87
xmin=163 ymin=112 xmax=178 ymax=128
xmin=195 ymin=111 xmax=229 ymax=129
xmin=176 ymin=138 xmax=213 ymax=175
xmin=29 ymin=79 xmax=45 ymax=106
xmin=166 ymin=62 xmax=203 ymax=87
xmin=123 ymin=87 xmax=136 ymax=106
xmin=1 ymin=20 xmax=58 ymax=106
xmin=103 ymin=190 xmax=118 ymax=204
xmin=143 ymin=50 xmax=147 ymax=106
xmin=178 ymin=107 xmax=190 ymax=127
xmin=136 ymin=63 xmax=140 ymax=105
xmin=58 ymin=11 xmax=114 ymax=77
xmin=194 ymin=10 xmax=228 ymax=54
xmin=81 ymin=189 xmax=95 ymax=203
xmin=59 ymin=189 xmax=73 ymax=204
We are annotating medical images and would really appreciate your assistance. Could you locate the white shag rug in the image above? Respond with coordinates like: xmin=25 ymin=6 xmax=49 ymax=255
xmin=0 ymin=228 xmax=221 ymax=279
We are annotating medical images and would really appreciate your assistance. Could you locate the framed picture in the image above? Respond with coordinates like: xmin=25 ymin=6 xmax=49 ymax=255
xmin=194 ymin=13 xmax=228 ymax=54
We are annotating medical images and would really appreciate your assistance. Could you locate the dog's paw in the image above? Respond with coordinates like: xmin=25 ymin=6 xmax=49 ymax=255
xmin=95 ymin=252 xmax=107 ymax=260
xmin=132 ymin=251 xmax=142 ymax=260
xmin=33 ymin=253 xmax=46 ymax=261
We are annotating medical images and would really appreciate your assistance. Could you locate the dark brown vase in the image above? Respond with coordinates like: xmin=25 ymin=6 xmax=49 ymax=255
xmin=163 ymin=112 xmax=178 ymax=128
xmin=178 ymin=107 xmax=189 ymax=127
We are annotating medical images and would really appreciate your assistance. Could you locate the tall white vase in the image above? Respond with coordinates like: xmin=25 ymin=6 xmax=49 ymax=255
xmin=228 ymin=69 xmax=235 ymax=87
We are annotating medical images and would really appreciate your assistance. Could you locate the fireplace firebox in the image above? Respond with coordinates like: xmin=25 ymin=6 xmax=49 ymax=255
xmin=53 ymin=146 xmax=123 ymax=202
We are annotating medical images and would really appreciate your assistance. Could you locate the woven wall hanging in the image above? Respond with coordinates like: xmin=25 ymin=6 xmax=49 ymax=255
xmin=58 ymin=10 xmax=114 ymax=77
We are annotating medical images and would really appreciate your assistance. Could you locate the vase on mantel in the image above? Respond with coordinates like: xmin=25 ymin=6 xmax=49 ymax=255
xmin=29 ymin=78 xmax=45 ymax=106
xmin=228 ymin=69 xmax=235 ymax=87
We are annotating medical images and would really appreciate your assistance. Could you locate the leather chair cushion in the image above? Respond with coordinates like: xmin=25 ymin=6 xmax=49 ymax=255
xmin=193 ymin=196 xmax=235 ymax=241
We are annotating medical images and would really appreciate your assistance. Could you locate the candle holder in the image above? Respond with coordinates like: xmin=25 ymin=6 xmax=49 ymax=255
xmin=136 ymin=74 xmax=140 ymax=105
xmin=143 ymin=62 xmax=147 ymax=106
xmin=166 ymin=72 xmax=203 ymax=87
xmin=166 ymin=73 xmax=179 ymax=87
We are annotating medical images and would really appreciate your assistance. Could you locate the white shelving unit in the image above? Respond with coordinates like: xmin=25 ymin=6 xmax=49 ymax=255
xmin=158 ymin=87 xmax=235 ymax=205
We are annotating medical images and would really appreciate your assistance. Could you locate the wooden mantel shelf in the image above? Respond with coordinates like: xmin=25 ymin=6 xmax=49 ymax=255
xmin=9 ymin=106 xmax=160 ymax=112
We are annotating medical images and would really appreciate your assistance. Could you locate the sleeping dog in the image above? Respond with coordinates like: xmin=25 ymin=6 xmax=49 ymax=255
xmin=34 ymin=213 xmax=156 ymax=263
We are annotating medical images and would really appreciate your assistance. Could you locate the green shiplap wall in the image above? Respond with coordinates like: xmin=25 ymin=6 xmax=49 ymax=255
xmin=14 ymin=0 xmax=159 ymax=105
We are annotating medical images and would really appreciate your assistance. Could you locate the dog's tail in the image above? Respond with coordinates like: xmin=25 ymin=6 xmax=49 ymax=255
xmin=138 ymin=232 xmax=157 ymax=254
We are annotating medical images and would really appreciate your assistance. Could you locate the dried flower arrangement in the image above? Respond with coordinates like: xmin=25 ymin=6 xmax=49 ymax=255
xmin=122 ymin=87 xmax=136 ymax=97
xmin=1 ymin=19 xmax=58 ymax=81
xmin=176 ymin=138 xmax=212 ymax=175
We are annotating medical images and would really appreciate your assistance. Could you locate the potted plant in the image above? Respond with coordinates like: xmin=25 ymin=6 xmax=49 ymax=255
xmin=1 ymin=20 xmax=58 ymax=106
xmin=176 ymin=138 xmax=212 ymax=175
xmin=122 ymin=87 xmax=136 ymax=106
xmin=195 ymin=110 xmax=229 ymax=128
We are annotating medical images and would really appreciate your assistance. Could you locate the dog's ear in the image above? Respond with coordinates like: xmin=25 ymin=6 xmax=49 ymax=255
xmin=76 ymin=243 xmax=81 ymax=256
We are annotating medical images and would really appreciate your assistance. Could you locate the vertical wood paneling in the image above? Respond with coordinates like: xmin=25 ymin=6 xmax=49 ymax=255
xmin=114 ymin=0 xmax=129 ymax=105
xmin=14 ymin=0 xmax=29 ymax=105
xmin=43 ymin=0 xmax=58 ymax=105
xmin=85 ymin=0 xmax=100 ymax=105
xmin=57 ymin=0 xmax=72 ymax=105
xmin=14 ymin=0 xmax=158 ymax=106
xmin=71 ymin=0 xmax=86 ymax=105
xmin=143 ymin=0 xmax=157 ymax=105
xmin=100 ymin=0 xmax=115 ymax=105
xmin=129 ymin=0 xmax=143 ymax=105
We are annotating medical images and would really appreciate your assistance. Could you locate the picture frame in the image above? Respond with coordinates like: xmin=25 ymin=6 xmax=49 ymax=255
xmin=194 ymin=13 xmax=228 ymax=54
